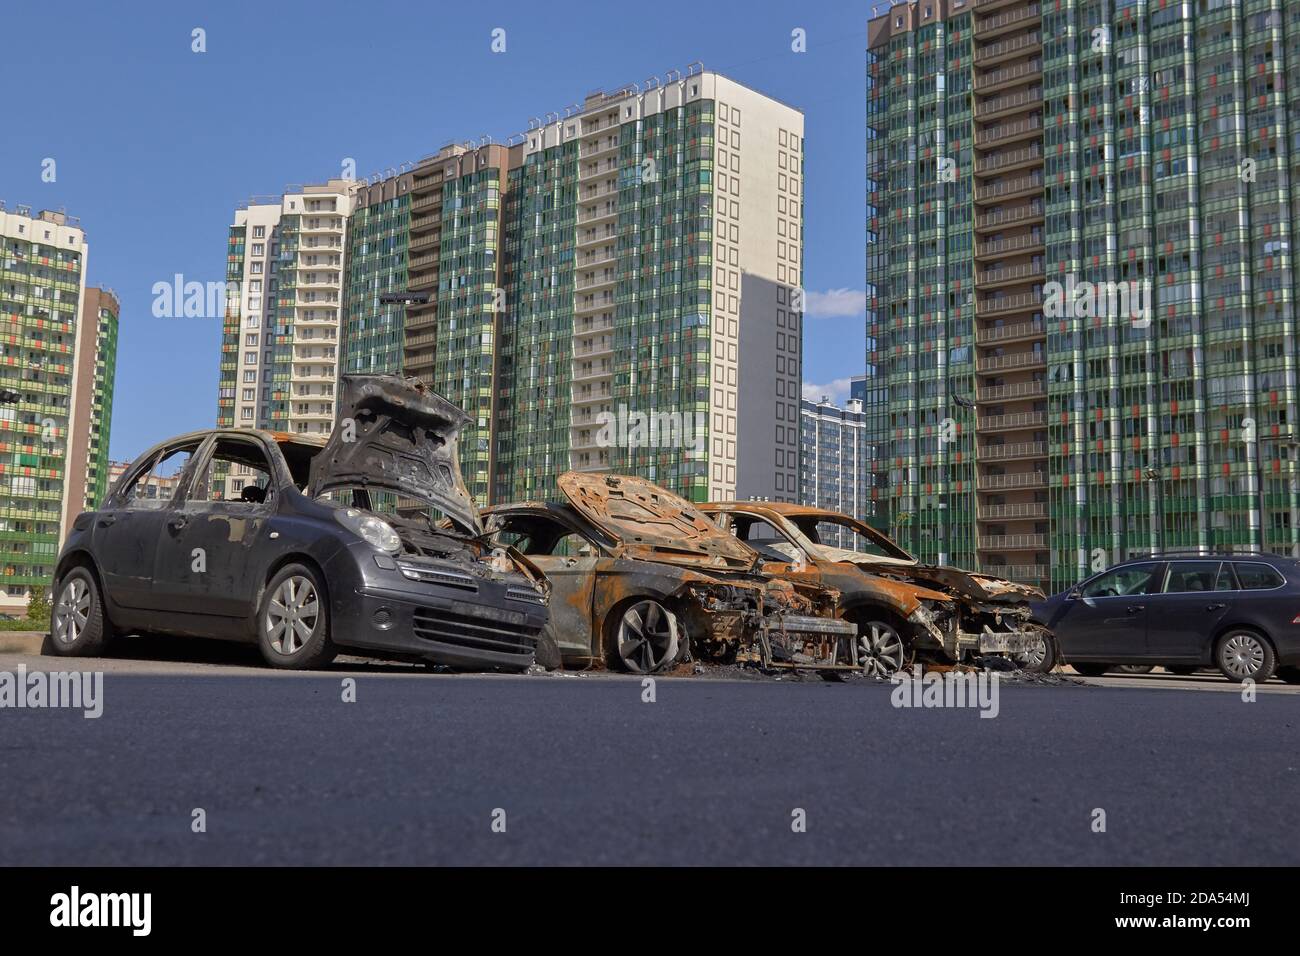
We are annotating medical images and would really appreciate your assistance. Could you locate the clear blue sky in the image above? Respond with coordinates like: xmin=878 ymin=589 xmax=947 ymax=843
xmin=2 ymin=0 xmax=872 ymax=462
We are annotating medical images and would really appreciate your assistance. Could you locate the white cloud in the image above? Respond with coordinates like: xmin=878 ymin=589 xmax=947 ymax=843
xmin=802 ymin=378 xmax=854 ymax=406
xmin=803 ymin=287 xmax=867 ymax=318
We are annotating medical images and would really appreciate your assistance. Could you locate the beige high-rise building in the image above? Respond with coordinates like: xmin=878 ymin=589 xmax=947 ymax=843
xmin=218 ymin=181 xmax=355 ymax=442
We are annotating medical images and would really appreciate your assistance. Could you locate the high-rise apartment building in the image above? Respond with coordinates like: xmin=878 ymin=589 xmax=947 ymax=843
xmin=866 ymin=0 xmax=1300 ymax=590
xmin=0 ymin=204 xmax=90 ymax=613
xmin=218 ymin=181 xmax=354 ymax=443
xmin=255 ymin=69 xmax=802 ymax=508
xmin=800 ymin=395 xmax=873 ymax=546
xmin=64 ymin=287 xmax=119 ymax=526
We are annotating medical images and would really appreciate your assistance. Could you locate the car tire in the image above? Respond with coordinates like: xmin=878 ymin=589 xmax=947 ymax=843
xmin=857 ymin=620 xmax=910 ymax=678
xmin=256 ymin=563 xmax=336 ymax=670
xmin=1165 ymin=665 xmax=1198 ymax=676
xmin=605 ymin=598 xmax=680 ymax=674
xmin=1277 ymin=666 xmax=1300 ymax=685
xmin=1012 ymin=627 xmax=1057 ymax=674
xmin=533 ymin=624 xmax=563 ymax=671
xmin=1114 ymin=664 xmax=1154 ymax=675
xmin=1071 ymin=662 xmax=1111 ymax=677
xmin=43 ymin=566 xmax=113 ymax=658
xmin=1215 ymin=629 xmax=1276 ymax=684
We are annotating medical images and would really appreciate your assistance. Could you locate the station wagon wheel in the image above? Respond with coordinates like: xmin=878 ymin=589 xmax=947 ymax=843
xmin=1215 ymin=630 xmax=1276 ymax=684
xmin=857 ymin=621 xmax=906 ymax=678
xmin=610 ymin=599 xmax=679 ymax=674
xmin=43 ymin=566 xmax=113 ymax=657
xmin=256 ymin=563 xmax=336 ymax=670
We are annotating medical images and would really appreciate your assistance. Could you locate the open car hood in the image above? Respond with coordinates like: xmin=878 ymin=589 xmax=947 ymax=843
xmin=847 ymin=557 xmax=1044 ymax=603
xmin=306 ymin=374 xmax=481 ymax=534
xmin=557 ymin=472 xmax=758 ymax=569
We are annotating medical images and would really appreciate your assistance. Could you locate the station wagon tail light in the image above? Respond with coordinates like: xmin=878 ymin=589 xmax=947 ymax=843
xmin=1292 ymin=614 xmax=1300 ymax=625
xmin=334 ymin=508 xmax=402 ymax=554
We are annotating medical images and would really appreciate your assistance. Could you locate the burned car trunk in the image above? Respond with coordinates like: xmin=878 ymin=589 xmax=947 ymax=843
xmin=701 ymin=502 xmax=1051 ymax=672
xmin=484 ymin=474 xmax=857 ymax=675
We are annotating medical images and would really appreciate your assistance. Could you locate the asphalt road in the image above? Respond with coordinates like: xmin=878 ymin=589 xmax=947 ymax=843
xmin=2 ymin=639 xmax=1298 ymax=866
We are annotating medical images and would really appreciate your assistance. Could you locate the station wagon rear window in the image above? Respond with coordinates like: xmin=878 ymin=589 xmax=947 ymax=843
xmin=1232 ymin=563 xmax=1285 ymax=590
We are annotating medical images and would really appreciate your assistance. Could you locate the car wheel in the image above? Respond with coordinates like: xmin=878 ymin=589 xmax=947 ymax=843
xmin=1215 ymin=630 xmax=1276 ymax=683
xmin=607 ymin=599 xmax=679 ymax=674
xmin=257 ymin=564 xmax=336 ymax=670
xmin=1071 ymin=662 xmax=1111 ymax=677
xmin=1114 ymin=664 xmax=1154 ymax=675
xmin=1012 ymin=627 xmax=1057 ymax=674
xmin=857 ymin=620 xmax=908 ymax=678
xmin=1277 ymin=666 xmax=1300 ymax=685
xmin=44 ymin=567 xmax=113 ymax=657
xmin=533 ymin=624 xmax=562 ymax=671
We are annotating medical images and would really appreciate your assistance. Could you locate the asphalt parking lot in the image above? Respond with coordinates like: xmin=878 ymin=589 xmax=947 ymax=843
xmin=2 ymin=631 xmax=1298 ymax=866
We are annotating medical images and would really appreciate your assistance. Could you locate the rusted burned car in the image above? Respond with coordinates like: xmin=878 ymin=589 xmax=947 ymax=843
xmin=701 ymin=502 xmax=1051 ymax=675
xmin=45 ymin=375 xmax=548 ymax=671
xmin=484 ymin=473 xmax=856 ymax=674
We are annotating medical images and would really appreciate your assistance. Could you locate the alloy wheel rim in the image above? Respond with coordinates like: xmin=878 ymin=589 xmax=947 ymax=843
xmin=617 ymin=601 xmax=678 ymax=673
xmin=52 ymin=578 xmax=91 ymax=646
xmin=1221 ymin=634 xmax=1263 ymax=679
xmin=1016 ymin=634 xmax=1048 ymax=669
xmin=265 ymin=575 xmax=320 ymax=656
xmin=859 ymin=623 xmax=905 ymax=677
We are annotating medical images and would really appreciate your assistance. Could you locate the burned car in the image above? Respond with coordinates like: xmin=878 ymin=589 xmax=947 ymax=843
xmin=701 ymin=502 xmax=1051 ymax=675
xmin=484 ymin=473 xmax=856 ymax=674
xmin=45 ymin=375 xmax=547 ymax=671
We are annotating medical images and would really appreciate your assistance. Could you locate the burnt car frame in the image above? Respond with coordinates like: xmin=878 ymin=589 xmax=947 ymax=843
xmin=700 ymin=502 xmax=1050 ymax=674
xmin=483 ymin=473 xmax=857 ymax=674
xmin=46 ymin=375 xmax=548 ymax=671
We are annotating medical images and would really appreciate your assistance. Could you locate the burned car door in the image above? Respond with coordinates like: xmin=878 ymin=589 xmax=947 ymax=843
xmin=490 ymin=511 xmax=600 ymax=657
xmin=95 ymin=441 xmax=201 ymax=611
xmin=150 ymin=435 xmax=276 ymax=619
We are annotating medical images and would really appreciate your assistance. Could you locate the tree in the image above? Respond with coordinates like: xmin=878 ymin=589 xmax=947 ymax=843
xmin=26 ymin=585 xmax=51 ymax=624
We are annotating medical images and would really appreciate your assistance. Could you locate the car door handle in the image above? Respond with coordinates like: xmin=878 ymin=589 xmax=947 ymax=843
xmin=1206 ymin=603 xmax=1226 ymax=611
xmin=1127 ymin=605 xmax=1145 ymax=613
xmin=97 ymin=515 xmax=116 ymax=527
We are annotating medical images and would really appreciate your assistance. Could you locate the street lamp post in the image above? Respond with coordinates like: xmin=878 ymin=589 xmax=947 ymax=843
xmin=1143 ymin=466 xmax=1163 ymax=555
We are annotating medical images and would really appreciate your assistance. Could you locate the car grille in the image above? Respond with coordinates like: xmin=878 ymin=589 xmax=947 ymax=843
xmin=506 ymin=585 xmax=546 ymax=606
xmin=397 ymin=562 xmax=478 ymax=591
xmin=412 ymin=607 xmax=539 ymax=656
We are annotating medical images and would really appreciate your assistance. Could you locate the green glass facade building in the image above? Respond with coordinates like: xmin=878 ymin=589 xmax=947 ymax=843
xmin=867 ymin=0 xmax=1300 ymax=590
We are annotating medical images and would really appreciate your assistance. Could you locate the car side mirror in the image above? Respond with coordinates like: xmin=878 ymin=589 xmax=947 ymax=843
xmin=1067 ymin=587 xmax=1082 ymax=600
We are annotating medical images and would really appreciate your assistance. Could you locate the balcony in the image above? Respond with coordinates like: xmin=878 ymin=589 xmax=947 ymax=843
xmin=976 ymin=380 xmax=1045 ymax=401
xmin=977 ymin=261 xmax=1044 ymax=288
xmin=976 ymin=351 xmax=1046 ymax=374
xmin=983 ymin=563 xmax=1049 ymax=584
xmin=977 ymin=471 xmax=1047 ymax=491
xmin=977 ymin=441 xmax=1047 ymax=462
xmin=975 ymin=201 xmax=1044 ymax=233
xmin=974 ymin=32 xmax=1042 ymax=66
xmin=975 ymin=3 xmax=1041 ymax=38
xmin=976 ymin=412 xmax=1047 ymax=432
xmin=974 ymin=174 xmax=1043 ymax=205
xmin=975 ymin=114 xmax=1043 ymax=148
xmin=977 ymin=502 xmax=1048 ymax=520
xmin=978 ymin=534 xmax=1048 ymax=550
xmin=974 ymin=144 xmax=1043 ymax=175
xmin=975 ymin=59 xmax=1042 ymax=94
xmin=976 ymin=320 xmax=1045 ymax=347
xmin=975 ymin=291 xmax=1043 ymax=317
xmin=976 ymin=233 xmax=1044 ymax=258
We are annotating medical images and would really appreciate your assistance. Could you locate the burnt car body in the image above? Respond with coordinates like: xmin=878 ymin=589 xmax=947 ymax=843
xmin=45 ymin=375 xmax=547 ymax=670
xmin=484 ymin=473 xmax=856 ymax=674
xmin=701 ymin=502 xmax=1050 ymax=673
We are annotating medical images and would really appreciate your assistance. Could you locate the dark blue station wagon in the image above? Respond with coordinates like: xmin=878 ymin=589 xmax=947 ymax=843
xmin=1032 ymin=555 xmax=1300 ymax=683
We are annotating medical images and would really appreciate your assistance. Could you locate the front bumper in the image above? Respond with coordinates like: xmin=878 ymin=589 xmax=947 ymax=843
xmin=967 ymin=627 xmax=1042 ymax=656
xmin=323 ymin=544 xmax=547 ymax=670
xmin=756 ymin=613 xmax=859 ymax=670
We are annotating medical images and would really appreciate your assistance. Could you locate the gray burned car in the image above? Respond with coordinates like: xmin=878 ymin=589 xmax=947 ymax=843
xmin=484 ymin=473 xmax=857 ymax=674
xmin=45 ymin=375 xmax=548 ymax=670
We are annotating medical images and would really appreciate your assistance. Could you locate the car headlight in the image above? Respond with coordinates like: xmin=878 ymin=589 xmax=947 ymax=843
xmin=334 ymin=508 xmax=402 ymax=553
